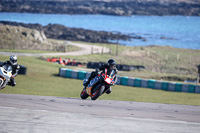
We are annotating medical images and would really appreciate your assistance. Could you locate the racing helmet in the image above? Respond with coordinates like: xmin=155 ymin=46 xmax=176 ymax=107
xmin=107 ymin=59 xmax=116 ymax=69
xmin=10 ymin=55 xmax=17 ymax=65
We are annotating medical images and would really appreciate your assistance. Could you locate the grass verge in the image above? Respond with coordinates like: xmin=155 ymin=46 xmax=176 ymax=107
xmin=0 ymin=55 xmax=200 ymax=106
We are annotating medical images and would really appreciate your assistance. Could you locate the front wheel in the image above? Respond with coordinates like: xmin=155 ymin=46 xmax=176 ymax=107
xmin=91 ymin=86 xmax=105 ymax=100
xmin=80 ymin=88 xmax=89 ymax=99
xmin=0 ymin=78 xmax=5 ymax=90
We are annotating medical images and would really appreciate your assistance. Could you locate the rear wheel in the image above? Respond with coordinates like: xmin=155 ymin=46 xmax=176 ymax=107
xmin=80 ymin=88 xmax=89 ymax=99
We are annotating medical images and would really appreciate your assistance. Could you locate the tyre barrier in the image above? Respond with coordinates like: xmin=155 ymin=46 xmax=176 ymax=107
xmin=18 ymin=65 xmax=27 ymax=75
xmin=59 ymin=68 xmax=200 ymax=94
xmin=87 ymin=62 xmax=145 ymax=71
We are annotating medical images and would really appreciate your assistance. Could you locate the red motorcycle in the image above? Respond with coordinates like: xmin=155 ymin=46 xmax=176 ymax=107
xmin=80 ymin=68 xmax=116 ymax=100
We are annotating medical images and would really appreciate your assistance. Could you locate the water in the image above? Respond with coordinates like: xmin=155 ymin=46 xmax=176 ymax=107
xmin=0 ymin=12 xmax=200 ymax=50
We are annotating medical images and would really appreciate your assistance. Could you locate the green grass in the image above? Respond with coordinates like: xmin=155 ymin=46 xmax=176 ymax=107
xmin=55 ymin=42 xmax=199 ymax=82
xmin=0 ymin=55 xmax=200 ymax=106
xmin=0 ymin=49 xmax=60 ymax=53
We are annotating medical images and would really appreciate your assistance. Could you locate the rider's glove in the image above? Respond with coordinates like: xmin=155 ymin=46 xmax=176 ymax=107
xmin=111 ymin=81 xmax=115 ymax=86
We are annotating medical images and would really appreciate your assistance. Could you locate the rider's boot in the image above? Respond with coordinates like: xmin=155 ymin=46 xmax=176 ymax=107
xmin=7 ymin=81 xmax=16 ymax=87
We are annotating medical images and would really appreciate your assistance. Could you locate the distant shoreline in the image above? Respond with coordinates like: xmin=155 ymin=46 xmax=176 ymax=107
xmin=0 ymin=0 xmax=200 ymax=16
xmin=0 ymin=20 xmax=145 ymax=44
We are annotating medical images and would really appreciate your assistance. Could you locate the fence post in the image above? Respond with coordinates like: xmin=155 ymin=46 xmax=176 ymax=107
xmin=101 ymin=47 xmax=104 ymax=54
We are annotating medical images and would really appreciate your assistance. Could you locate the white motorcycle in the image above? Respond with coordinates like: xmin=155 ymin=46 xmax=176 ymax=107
xmin=0 ymin=64 xmax=12 ymax=90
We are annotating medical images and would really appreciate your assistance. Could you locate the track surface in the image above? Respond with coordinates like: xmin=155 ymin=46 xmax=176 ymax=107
xmin=0 ymin=93 xmax=200 ymax=133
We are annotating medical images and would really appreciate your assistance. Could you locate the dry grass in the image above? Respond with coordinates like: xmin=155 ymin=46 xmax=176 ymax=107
xmin=0 ymin=25 xmax=80 ymax=52
xmin=64 ymin=42 xmax=200 ymax=82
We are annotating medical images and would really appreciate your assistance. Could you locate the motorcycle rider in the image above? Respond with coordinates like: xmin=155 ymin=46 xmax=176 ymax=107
xmin=1 ymin=55 xmax=20 ymax=87
xmin=84 ymin=59 xmax=118 ymax=94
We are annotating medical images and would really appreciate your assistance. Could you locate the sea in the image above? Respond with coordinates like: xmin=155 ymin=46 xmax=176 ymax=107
xmin=0 ymin=12 xmax=200 ymax=50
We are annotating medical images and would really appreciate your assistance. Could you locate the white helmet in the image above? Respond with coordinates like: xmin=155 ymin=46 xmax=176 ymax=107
xmin=10 ymin=55 xmax=17 ymax=65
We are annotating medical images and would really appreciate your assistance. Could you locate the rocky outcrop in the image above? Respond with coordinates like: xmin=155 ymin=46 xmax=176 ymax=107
xmin=0 ymin=21 xmax=145 ymax=44
xmin=43 ymin=24 xmax=136 ymax=43
xmin=0 ymin=0 xmax=200 ymax=16
xmin=0 ymin=24 xmax=50 ymax=50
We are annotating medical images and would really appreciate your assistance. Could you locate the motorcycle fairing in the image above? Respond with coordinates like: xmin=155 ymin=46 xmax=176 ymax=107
xmin=0 ymin=65 xmax=12 ymax=89
xmin=91 ymin=84 xmax=102 ymax=97
xmin=86 ymin=87 xmax=92 ymax=96
xmin=86 ymin=75 xmax=100 ymax=96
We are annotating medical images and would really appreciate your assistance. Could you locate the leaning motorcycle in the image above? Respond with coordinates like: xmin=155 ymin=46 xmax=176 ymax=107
xmin=80 ymin=68 xmax=116 ymax=100
xmin=0 ymin=64 xmax=12 ymax=90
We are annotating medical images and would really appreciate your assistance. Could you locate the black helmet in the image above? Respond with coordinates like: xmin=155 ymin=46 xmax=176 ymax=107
xmin=10 ymin=55 xmax=17 ymax=65
xmin=107 ymin=59 xmax=116 ymax=69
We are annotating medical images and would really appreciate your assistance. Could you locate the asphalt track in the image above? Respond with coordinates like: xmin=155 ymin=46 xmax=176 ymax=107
xmin=0 ymin=93 xmax=200 ymax=133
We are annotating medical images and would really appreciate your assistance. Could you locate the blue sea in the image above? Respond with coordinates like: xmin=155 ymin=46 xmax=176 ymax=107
xmin=0 ymin=12 xmax=200 ymax=50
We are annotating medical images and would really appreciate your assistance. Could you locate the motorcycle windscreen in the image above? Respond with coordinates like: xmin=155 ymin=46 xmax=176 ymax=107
xmin=2 ymin=64 xmax=12 ymax=72
xmin=106 ymin=69 xmax=115 ymax=78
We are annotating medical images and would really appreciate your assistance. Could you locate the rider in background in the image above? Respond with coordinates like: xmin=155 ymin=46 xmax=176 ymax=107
xmin=1 ymin=55 xmax=20 ymax=87
xmin=84 ymin=59 xmax=118 ymax=94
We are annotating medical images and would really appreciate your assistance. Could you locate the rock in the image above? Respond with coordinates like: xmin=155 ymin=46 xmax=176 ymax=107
xmin=1 ymin=21 xmax=143 ymax=44
xmin=0 ymin=24 xmax=48 ymax=50
xmin=160 ymin=37 xmax=177 ymax=40
xmin=30 ymin=30 xmax=47 ymax=43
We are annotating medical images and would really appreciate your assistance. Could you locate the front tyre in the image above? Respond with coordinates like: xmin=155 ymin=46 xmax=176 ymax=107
xmin=0 ymin=78 xmax=5 ymax=90
xmin=80 ymin=88 xmax=89 ymax=99
xmin=91 ymin=86 xmax=105 ymax=100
